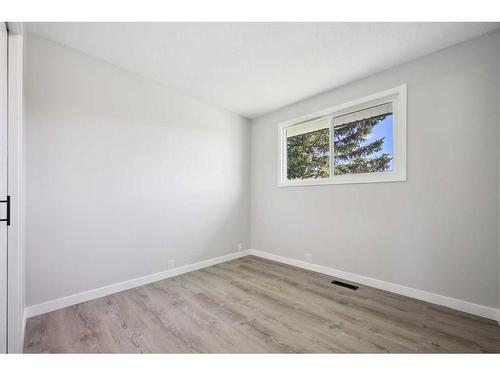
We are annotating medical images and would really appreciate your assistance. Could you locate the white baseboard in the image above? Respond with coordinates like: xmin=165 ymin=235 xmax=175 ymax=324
xmin=248 ymin=249 xmax=500 ymax=322
xmin=21 ymin=309 xmax=26 ymax=351
xmin=25 ymin=250 xmax=251 ymax=319
xmin=24 ymin=248 xmax=500 ymax=324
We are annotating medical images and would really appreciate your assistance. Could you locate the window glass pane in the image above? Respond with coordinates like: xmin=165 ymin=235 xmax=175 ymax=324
xmin=286 ymin=117 xmax=330 ymax=180
xmin=333 ymin=103 xmax=393 ymax=175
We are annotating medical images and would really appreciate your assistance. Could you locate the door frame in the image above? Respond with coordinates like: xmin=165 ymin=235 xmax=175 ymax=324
xmin=6 ymin=22 xmax=24 ymax=354
xmin=0 ymin=21 xmax=8 ymax=355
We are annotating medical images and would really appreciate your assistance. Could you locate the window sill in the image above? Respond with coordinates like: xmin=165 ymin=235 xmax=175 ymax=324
xmin=277 ymin=171 xmax=406 ymax=187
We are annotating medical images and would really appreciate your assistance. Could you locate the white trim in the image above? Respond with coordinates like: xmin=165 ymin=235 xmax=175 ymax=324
xmin=21 ymin=309 xmax=26 ymax=349
xmin=6 ymin=22 xmax=24 ymax=353
xmin=248 ymin=249 xmax=500 ymax=322
xmin=498 ymin=28 xmax=500 ymax=329
xmin=23 ymin=248 xmax=500 ymax=324
xmin=25 ymin=250 xmax=251 ymax=319
xmin=0 ymin=21 xmax=7 ymax=355
xmin=277 ymin=84 xmax=407 ymax=187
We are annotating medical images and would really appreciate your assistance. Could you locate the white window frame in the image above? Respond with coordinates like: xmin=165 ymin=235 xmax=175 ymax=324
xmin=277 ymin=84 xmax=407 ymax=187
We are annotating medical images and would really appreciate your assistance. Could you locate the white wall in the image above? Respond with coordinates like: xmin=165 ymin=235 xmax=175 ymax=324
xmin=25 ymin=34 xmax=250 ymax=307
xmin=251 ymin=31 xmax=500 ymax=308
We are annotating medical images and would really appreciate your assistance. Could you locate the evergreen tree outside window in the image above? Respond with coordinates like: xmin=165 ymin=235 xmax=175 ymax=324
xmin=333 ymin=104 xmax=393 ymax=176
xmin=286 ymin=117 xmax=331 ymax=180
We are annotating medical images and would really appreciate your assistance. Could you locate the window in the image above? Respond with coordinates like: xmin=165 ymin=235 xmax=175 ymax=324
xmin=286 ymin=116 xmax=331 ymax=180
xmin=278 ymin=85 xmax=406 ymax=186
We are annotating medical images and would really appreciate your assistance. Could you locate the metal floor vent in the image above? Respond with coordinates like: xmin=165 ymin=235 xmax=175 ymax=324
xmin=331 ymin=280 xmax=359 ymax=290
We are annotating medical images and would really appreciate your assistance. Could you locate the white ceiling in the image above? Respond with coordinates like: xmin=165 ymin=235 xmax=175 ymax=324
xmin=28 ymin=23 xmax=498 ymax=119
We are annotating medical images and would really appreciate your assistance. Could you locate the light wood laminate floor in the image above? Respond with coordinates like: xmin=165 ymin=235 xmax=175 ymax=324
xmin=24 ymin=255 xmax=500 ymax=353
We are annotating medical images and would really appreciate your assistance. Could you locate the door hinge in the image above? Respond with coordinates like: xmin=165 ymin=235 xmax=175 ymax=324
xmin=1 ymin=195 xmax=10 ymax=226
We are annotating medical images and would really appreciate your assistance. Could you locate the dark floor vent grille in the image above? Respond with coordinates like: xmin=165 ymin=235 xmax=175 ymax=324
xmin=331 ymin=280 xmax=359 ymax=290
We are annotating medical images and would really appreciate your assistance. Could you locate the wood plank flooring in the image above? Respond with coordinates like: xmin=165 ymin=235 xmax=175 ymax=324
xmin=24 ymin=255 xmax=500 ymax=353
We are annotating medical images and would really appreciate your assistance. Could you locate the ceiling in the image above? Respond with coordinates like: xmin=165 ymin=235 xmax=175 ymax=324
xmin=28 ymin=23 xmax=498 ymax=119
